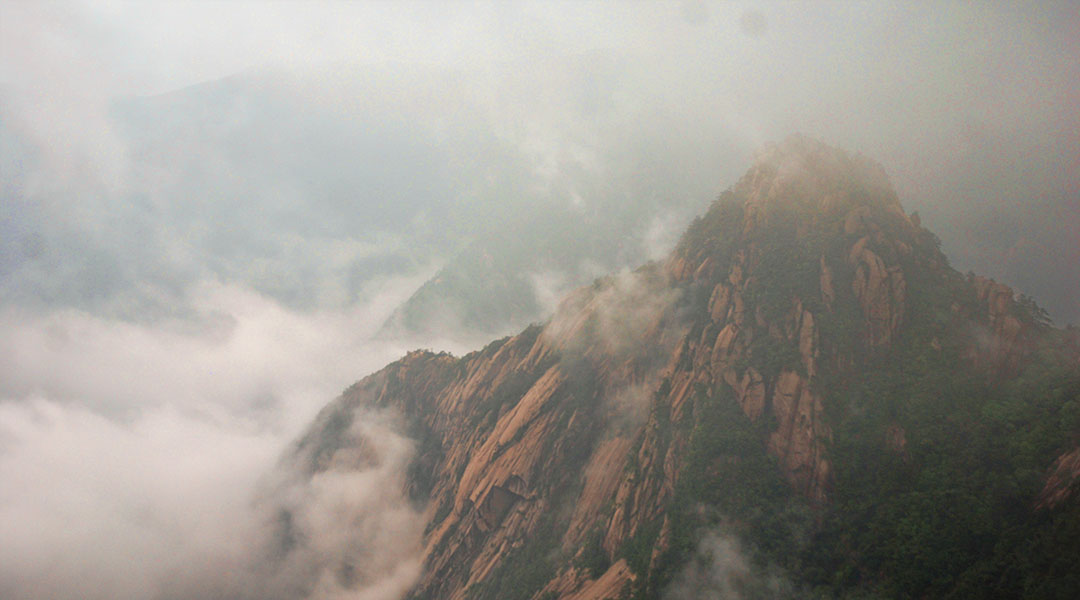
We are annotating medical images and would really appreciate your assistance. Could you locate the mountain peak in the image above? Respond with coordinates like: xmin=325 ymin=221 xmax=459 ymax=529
xmin=735 ymin=134 xmax=907 ymax=232
xmin=669 ymin=136 xmax=923 ymax=304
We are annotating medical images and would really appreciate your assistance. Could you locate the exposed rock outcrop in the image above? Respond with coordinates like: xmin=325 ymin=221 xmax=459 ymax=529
xmin=767 ymin=370 xmax=831 ymax=503
xmin=1037 ymin=447 xmax=1080 ymax=511
xmin=849 ymin=234 xmax=906 ymax=348
xmin=969 ymin=275 xmax=1027 ymax=375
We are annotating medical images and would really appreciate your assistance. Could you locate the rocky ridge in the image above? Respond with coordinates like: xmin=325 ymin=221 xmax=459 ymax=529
xmin=274 ymin=136 xmax=1077 ymax=600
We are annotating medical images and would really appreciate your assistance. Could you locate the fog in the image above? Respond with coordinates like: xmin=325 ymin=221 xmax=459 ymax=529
xmin=0 ymin=276 xmax=453 ymax=599
xmin=663 ymin=528 xmax=796 ymax=600
xmin=1 ymin=1 xmax=1078 ymax=599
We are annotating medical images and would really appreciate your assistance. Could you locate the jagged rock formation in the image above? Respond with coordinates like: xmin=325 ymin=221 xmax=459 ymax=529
xmin=275 ymin=136 xmax=1080 ymax=600
xmin=1038 ymin=447 xmax=1080 ymax=511
xmin=968 ymin=275 xmax=1028 ymax=375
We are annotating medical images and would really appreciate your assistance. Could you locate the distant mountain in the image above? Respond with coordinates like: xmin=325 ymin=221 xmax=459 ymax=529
xmin=1 ymin=68 xmax=512 ymax=316
xmin=269 ymin=137 xmax=1080 ymax=599
xmin=377 ymin=201 xmax=699 ymax=341
xmin=1 ymin=64 xmax=714 ymax=331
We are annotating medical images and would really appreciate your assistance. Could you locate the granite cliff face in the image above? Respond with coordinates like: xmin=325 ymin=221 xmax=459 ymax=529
xmin=273 ymin=137 xmax=1080 ymax=600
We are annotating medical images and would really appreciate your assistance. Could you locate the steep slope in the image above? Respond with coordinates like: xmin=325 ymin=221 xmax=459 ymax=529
xmin=273 ymin=136 xmax=1080 ymax=599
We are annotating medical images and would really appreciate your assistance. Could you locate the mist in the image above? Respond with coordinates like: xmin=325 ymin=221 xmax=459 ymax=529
xmin=663 ymin=529 xmax=797 ymax=600
xmin=0 ymin=275 xmax=461 ymax=600
xmin=2 ymin=1 xmax=1078 ymax=599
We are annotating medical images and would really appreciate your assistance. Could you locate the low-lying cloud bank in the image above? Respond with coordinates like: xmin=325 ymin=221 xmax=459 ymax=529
xmin=0 ymin=277 xmax=473 ymax=600
xmin=239 ymin=409 xmax=424 ymax=600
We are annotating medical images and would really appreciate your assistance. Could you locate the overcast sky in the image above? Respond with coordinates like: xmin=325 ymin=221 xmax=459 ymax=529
xmin=3 ymin=0 xmax=1077 ymax=321
xmin=1 ymin=2 xmax=1078 ymax=599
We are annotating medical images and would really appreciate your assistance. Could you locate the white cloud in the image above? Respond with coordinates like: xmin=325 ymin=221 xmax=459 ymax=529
xmin=0 ymin=274 xmax=473 ymax=600
xmin=0 ymin=396 xmax=274 ymax=600
xmin=663 ymin=529 xmax=795 ymax=600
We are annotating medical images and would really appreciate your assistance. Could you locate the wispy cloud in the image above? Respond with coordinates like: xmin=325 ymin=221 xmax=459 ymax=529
xmin=663 ymin=529 xmax=796 ymax=600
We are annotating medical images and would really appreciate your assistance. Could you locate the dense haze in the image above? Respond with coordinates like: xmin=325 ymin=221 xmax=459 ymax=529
xmin=1 ymin=2 xmax=1078 ymax=599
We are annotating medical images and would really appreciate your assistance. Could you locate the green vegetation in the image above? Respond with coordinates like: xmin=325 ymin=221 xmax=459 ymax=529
xmin=630 ymin=383 xmax=811 ymax=599
xmin=574 ymin=526 xmax=612 ymax=577
xmin=744 ymin=208 xmax=823 ymax=322
xmin=747 ymin=334 xmax=805 ymax=379
xmin=676 ymin=191 xmax=744 ymax=267
xmin=804 ymin=327 xmax=1080 ymax=599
